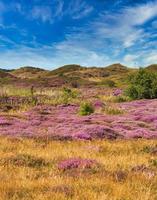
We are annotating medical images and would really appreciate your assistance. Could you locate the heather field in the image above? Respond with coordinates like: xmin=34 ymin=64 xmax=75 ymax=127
xmin=1 ymin=0 xmax=157 ymax=199
xmin=0 ymin=67 xmax=157 ymax=200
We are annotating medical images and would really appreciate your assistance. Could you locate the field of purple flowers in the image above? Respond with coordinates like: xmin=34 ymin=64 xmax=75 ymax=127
xmin=0 ymin=85 xmax=157 ymax=199
xmin=0 ymin=96 xmax=157 ymax=140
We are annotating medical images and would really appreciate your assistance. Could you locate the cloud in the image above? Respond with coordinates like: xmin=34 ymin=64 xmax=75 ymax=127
xmin=67 ymin=0 xmax=93 ymax=19
xmin=53 ymin=0 xmax=64 ymax=19
xmin=123 ymin=54 xmax=139 ymax=66
xmin=30 ymin=0 xmax=64 ymax=23
xmin=31 ymin=6 xmax=53 ymax=23
xmin=0 ymin=0 xmax=156 ymax=69
xmin=92 ymin=0 xmax=157 ymax=48
xmin=0 ymin=42 xmax=113 ymax=69
xmin=143 ymin=51 xmax=157 ymax=65
xmin=21 ymin=0 xmax=92 ymax=23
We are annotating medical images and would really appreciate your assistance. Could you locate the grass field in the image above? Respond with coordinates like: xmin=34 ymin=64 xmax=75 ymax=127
xmin=0 ymin=137 xmax=157 ymax=200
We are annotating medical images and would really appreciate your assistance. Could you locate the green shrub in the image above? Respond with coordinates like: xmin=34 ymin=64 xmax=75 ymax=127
xmin=79 ymin=102 xmax=94 ymax=116
xmin=150 ymin=159 xmax=157 ymax=167
xmin=62 ymin=87 xmax=78 ymax=104
xmin=126 ymin=68 xmax=157 ymax=99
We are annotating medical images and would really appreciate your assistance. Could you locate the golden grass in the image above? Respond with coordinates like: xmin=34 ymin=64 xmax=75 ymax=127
xmin=0 ymin=137 xmax=156 ymax=200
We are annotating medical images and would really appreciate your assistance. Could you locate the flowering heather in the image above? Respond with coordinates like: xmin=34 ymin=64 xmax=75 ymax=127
xmin=113 ymin=89 xmax=123 ymax=96
xmin=0 ymin=99 xmax=157 ymax=139
xmin=0 ymin=118 xmax=12 ymax=126
xmin=58 ymin=158 xmax=98 ymax=170
xmin=74 ymin=132 xmax=92 ymax=140
xmin=93 ymin=100 xmax=105 ymax=108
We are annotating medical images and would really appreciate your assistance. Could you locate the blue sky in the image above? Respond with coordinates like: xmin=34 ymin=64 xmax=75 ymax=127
xmin=0 ymin=0 xmax=157 ymax=69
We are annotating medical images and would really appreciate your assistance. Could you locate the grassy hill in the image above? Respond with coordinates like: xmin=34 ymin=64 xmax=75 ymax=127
xmin=0 ymin=69 xmax=16 ymax=84
xmin=47 ymin=64 xmax=84 ymax=76
xmin=146 ymin=64 xmax=157 ymax=72
xmin=11 ymin=66 xmax=48 ymax=79
xmin=0 ymin=64 xmax=155 ymax=88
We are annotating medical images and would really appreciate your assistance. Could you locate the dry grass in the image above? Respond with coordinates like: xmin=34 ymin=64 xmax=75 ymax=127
xmin=0 ymin=137 xmax=156 ymax=200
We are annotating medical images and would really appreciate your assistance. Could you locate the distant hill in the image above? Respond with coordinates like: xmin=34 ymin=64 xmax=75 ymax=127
xmin=0 ymin=68 xmax=13 ymax=72
xmin=104 ymin=63 xmax=129 ymax=74
xmin=47 ymin=63 xmax=129 ymax=78
xmin=0 ymin=63 xmax=156 ymax=87
xmin=0 ymin=70 xmax=15 ymax=79
xmin=11 ymin=66 xmax=48 ymax=79
xmin=47 ymin=64 xmax=85 ymax=76
xmin=146 ymin=64 xmax=157 ymax=72
xmin=43 ymin=63 xmax=133 ymax=87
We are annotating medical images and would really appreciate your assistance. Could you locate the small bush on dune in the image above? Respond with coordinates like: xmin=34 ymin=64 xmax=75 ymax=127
xmin=150 ymin=159 xmax=157 ymax=168
xmin=62 ymin=87 xmax=78 ymax=104
xmin=79 ymin=102 xmax=94 ymax=116
xmin=126 ymin=68 xmax=157 ymax=99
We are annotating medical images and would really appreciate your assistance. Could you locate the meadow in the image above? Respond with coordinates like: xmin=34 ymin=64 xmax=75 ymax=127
xmin=0 ymin=137 xmax=157 ymax=200
xmin=0 ymin=65 xmax=157 ymax=199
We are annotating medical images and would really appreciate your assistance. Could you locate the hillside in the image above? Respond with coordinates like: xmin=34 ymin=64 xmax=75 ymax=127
xmin=146 ymin=64 xmax=157 ymax=72
xmin=47 ymin=64 xmax=85 ymax=76
xmin=0 ymin=63 xmax=155 ymax=87
xmin=11 ymin=66 xmax=48 ymax=79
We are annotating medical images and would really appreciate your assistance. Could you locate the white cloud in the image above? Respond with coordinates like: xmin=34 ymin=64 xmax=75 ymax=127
xmin=123 ymin=54 xmax=139 ymax=66
xmin=0 ymin=0 xmax=156 ymax=69
xmin=143 ymin=51 xmax=157 ymax=65
xmin=122 ymin=50 xmax=157 ymax=67
xmin=122 ymin=1 xmax=157 ymax=26
xmin=0 ymin=42 xmax=113 ymax=69
xmin=21 ymin=0 xmax=92 ymax=23
xmin=31 ymin=6 xmax=53 ymax=23
xmin=66 ymin=0 xmax=93 ymax=19
xmin=54 ymin=0 xmax=64 ymax=18
xmin=92 ymin=0 xmax=157 ymax=48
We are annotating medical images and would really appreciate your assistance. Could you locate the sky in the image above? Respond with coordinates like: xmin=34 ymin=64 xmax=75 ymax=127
xmin=0 ymin=0 xmax=157 ymax=69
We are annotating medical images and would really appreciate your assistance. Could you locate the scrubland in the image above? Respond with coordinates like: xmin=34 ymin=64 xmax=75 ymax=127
xmin=0 ymin=66 xmax=157 ymax=199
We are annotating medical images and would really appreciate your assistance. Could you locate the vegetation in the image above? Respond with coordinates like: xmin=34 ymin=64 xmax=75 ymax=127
xmin=0 ymin=137 xmax=156 ymax=200
xmin=126 ymin=68 xmax=157 ymax=99
xmin=104 ymin=106 xmax=124 ymax=115
xmin=0 ymin=64 xmax=157 ymax=200
xmin=79 ymin=102 xmax=94 ymax=116
xmin=100 ymin=79 xmax=116 ymax=87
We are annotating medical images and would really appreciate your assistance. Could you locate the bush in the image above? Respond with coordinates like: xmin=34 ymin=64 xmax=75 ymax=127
xmin=126 ymin=68 xmax=157 ymax=99
xmin=62 ymin=87 xmax=78 ymax=104
xmin=79 ymin=102 xmax=94 ymax=116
